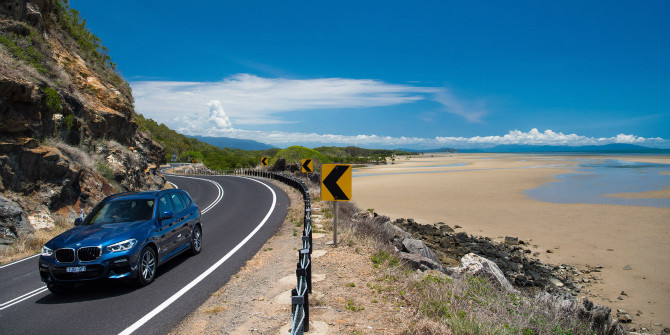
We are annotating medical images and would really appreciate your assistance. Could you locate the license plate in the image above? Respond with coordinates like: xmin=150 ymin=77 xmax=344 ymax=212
xmin=66 ymin=266 xmax=86 ymax=273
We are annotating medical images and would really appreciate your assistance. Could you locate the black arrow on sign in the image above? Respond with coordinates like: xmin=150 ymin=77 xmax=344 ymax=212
xmin=302 ymin=159 xmax=313 ymax=173
xmin=323 ymin=165 xmax=349 ymax=200
xmin=261 ymin=157 xmax=268 ymax=165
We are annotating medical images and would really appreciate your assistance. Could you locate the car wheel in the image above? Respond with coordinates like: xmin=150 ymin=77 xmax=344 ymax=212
xmin=47 ymin=283 xmax=74 ymax=295
xmin=136 ymin=246 xmax=157 ymax=286
xmin=190 ymin=225 xmax=202 ymax=255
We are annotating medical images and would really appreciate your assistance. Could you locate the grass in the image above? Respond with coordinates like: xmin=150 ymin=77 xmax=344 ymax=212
xmin=203 ymin=306 xmax=225 ymax=314
xmin=371 ymin=250 xmax=400 ymax=268
xmin=345 ymin=298 xmax=365 ymax=312
xmin=0 ymin=28 xmax=49 ymax=74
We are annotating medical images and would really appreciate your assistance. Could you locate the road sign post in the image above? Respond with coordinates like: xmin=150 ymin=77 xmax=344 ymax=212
xmin=320 ymin=164 xmax=352 ymax=248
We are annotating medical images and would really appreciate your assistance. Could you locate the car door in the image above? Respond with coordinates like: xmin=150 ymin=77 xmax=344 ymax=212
xmin=156 ymin=193 xmax=178 ymax=259
xmin=168 ymin=191 xmax=190 ymax=251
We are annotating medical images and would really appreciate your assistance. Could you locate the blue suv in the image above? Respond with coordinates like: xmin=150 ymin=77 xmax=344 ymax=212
xmin=39 ymin=189 xmax=202 ymax=294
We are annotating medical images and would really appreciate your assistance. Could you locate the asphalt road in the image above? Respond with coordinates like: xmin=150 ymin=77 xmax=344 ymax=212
xmin=0 ymin=175 xmax=289 ymax=335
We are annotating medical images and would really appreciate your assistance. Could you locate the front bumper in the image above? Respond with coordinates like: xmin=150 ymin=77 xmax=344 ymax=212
xmin=39 ymin=250 xmax=139 ymax=284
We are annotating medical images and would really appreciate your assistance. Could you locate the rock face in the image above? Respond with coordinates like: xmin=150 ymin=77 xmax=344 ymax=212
xmin=0 ymin=0 xmax=165 ymax=246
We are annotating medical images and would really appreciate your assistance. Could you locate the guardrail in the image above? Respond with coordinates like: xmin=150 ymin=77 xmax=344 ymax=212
xmin=237 ymin=169 xmax=313 ymax=334
xmin=167 ymin=166 xmax=313 ymax=333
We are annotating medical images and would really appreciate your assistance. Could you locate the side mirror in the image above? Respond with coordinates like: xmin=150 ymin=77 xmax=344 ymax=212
xmin=160 ymin=211 xmax=174 ymax=220
xmin=74 ymin=218 xmax=83 ymax=226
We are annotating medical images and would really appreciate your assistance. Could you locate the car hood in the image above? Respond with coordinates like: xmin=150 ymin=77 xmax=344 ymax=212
xmin=48 ymin=221 xmax=152 ymax=248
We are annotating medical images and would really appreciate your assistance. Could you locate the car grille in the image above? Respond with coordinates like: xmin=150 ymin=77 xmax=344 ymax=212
xmin=77 ymin=246 xmax=101 ymax=262
xmin=55 ymin=249 xmax=75 ymax=263
xmin=52 ymin=265 xmax=105 ymax=280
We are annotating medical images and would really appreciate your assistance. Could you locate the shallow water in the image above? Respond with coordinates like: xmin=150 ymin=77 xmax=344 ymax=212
xmin=525 ymin=159 xmax=670 ymax=208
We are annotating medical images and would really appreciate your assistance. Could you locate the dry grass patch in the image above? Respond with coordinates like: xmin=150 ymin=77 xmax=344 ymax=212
xmin=203 ymin=306 xmax=225 ymax=314
xmin=0 ymin=216 xmax=73 ymax=265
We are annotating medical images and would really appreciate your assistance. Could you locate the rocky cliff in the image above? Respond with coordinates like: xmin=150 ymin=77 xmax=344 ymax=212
xmin=0 ymin=0 xmax=165 ymax=246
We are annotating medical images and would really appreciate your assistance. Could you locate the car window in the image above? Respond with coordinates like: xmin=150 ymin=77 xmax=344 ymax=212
xmin=178 ymin=191 xmax=191 ymax=208
xmin=131 ymin=200 xmax=154 ymax=221
xmin=170 ymin=192 xmax=186 ymax=213
xmin=86 ymin=199 xmax=154 ymax=224
xmin=158 ymin=194 xmax=174 ymax=215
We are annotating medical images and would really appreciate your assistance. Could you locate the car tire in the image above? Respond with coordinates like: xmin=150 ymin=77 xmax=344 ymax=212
xmin=189 ymin=225 xmax=202 ymax=255
xmin=47 ymin=283 xmax=74 ymax=295
xmin=136 ymin=246 xmax=157 ymax=286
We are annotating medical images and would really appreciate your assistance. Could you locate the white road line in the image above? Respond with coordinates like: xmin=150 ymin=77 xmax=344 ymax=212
xmin=165 ymin=175 xmax=224 ymax=214
xmin=0 ymin=286 xmax=48 ymax=310
xmin=167 ymin=181 xmax=178 ymax=189
xmin=119 ymin=176 xmax=276 ymax=335
xmin=0 ymin=253 xmax=39 ymax=269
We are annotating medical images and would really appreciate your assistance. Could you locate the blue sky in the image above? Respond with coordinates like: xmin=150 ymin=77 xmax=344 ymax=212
xmin=70 ymin=0 xmax=670 ymax=148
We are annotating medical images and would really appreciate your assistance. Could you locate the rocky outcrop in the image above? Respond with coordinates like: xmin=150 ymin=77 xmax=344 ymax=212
xmin=0 ymin=0 xmax=166 ymax=246
xmin=381 ymin=217 xmax=631 ymax=334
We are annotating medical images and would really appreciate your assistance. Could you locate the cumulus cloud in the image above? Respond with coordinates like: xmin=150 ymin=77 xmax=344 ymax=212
xmin=176 ymin=126 xmax=666 ymax=149
xmin=131 ymin=74 xmax=483 ymax=128
xmin=207 ymin=100 xmax=232 ymax=129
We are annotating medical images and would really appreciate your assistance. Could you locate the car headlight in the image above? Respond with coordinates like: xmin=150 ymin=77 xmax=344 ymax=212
xmin=106 ymin=239 xmax=137 ymax=253
xmin=41 ymin=246 xmax=53 ymax=257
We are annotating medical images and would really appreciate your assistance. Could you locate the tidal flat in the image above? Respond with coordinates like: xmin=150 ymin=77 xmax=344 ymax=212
xmin=353 ymin=153 xmax=670 ymax=330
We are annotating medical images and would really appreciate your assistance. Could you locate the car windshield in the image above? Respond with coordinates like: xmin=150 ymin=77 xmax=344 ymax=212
xmin=84 ymin=199 xmax=155 ymax=225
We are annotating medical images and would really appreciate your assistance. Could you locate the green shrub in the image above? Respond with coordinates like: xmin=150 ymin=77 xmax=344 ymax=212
xmin=43 ymin=87 xmax=63 ymax=112
xmin=0 ymin=29 xmax=49 ymax=74
xmin=63 ymin=114 xmax=75 ymax=131
xmin=96 ymin=160 xmax=115 ymax=182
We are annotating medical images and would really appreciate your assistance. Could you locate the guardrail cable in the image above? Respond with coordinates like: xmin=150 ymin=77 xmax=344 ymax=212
xmin=197 ymin=167 xmax=313 ymax=334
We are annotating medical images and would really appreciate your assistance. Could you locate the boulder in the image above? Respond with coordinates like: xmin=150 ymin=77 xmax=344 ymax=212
xmin=437 ymin=222 xmax=454 ymax=234
xmin=450 ymin=253 xmax=516 ymax=293
xmin=398 ymin=252 xmax=444 ymax=272
xmin=0 ymin=195 xmax=33 ymax=244
xmin=439 ymin=237 xmax=453 ymax=249
xmin=383 ymin=222 xmax=411 ymax=239
xmin=402 ymin=238 xmax=440 ymax=264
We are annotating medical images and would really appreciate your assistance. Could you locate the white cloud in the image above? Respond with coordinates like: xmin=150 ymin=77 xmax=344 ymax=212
xmin=131 ymin=74 xmax=484 ymax=128
xmin=434 ymin=90 xmax=487 ymax=123
xmin=207 ymin=100 xmax=232 ymax=129
xmin=129 ymin=74 xmax=667 ymax=149
xmin=177 ymin=127 xmax=666 ymax=149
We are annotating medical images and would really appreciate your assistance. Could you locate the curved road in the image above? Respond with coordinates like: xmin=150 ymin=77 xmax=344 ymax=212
xmin=0 ymin=175 xmax=289 ymax=334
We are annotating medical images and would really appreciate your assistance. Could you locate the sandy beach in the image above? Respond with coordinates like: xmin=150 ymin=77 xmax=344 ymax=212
xmin=352 ymin=153 xmax=670 ymax=330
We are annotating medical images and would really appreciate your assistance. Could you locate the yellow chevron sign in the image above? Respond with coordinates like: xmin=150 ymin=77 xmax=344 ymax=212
xmin=321 ymin=164 xmax=352 ymax=201
xmin=301 ymin=159 xmax=313 ymax=173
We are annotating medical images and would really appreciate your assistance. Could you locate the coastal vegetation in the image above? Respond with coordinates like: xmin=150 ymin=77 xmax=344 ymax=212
xmin=330 ymin=202 xmax=598 ymax=335
xmin=135 ymin=114 xmax=412 ymax=171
